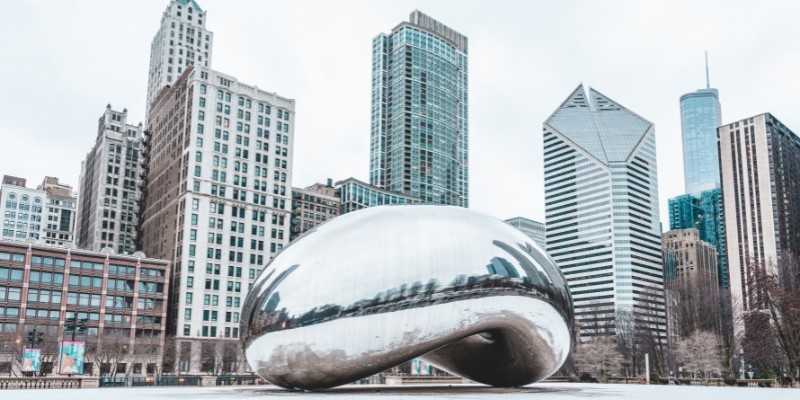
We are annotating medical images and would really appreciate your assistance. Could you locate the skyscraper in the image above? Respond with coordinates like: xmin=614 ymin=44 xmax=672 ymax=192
xmin=679 ymin=54 xmax=722 ymax=194
xmin=140 ymin=66 xmax=295 ymax=372
xmin=719 ymin=113 xmax=800 ymax=326
xmin=146 ymin=0 xmax=213 ymax=109
xmin=76 ymin=105 xmax=144 ymax=254
xmin=370 ymin=11 xmax=468 ymax=207
xmin=544 ymin=84 xmax=665 ymax=341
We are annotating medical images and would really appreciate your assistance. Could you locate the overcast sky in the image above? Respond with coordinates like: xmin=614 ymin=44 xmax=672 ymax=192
xmin=1 ymin=0 xmax=798 ymax=227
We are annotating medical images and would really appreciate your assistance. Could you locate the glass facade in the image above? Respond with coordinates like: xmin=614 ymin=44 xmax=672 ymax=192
xmin=370 ymin=11 xmax=468 ymax=207
xmin=505 ymin=217 xmax=546 ymax=249
xmin=335 ymin=178 xmax=419 ymax=215
xmin=667 ymin=188 xmax=727 ymax=288
xmin=680 ymin=88 xmax=722 ymax=194
xmin=544 ymin=84 xmax=665 ymax=342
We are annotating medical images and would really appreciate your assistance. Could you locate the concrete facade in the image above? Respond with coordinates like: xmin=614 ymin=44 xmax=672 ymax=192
xmin=719 ymin=113 xmax=800 ymax=331
xmin=146 ymin=0 xmax=213 ymax=110
xmin=76 ymin=105 xmax=144 ymax=255
xmin=139 ymin=66 xmax=294 ymax=373
xmin=290 ymin=180 xmax=339 ymax=241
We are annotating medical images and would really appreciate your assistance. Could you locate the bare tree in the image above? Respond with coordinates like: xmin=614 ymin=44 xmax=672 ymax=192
xmin=87 ymin=331 xmax=130 ymax=376
xmin=160 ymin=335 xmax=178 ymax=375
xmin=576 ymin=301 xmax=616 ymax=337
xmin=665 ymin=266 xmax=735 ymax=376
xmin=573 ymin=336 xmax=624 ymax=382
xmin=666 ymin=273 xmax=726 ymax=338
xmin=0 ymin=331 xmax=22 ymax=376
xmin=614 ymin=310 xmax=638 ymax=377
xmin=741 ymin=253 xmax=800 ymax=378
xmin=675 ymin=330 xmax=724 ymax=382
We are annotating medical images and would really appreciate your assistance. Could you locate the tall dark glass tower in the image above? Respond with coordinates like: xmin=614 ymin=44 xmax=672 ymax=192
xmin=670 ymin=53 xmax=727 ymax=288
xmin=370 ymin=11 xmax=468 ymax=207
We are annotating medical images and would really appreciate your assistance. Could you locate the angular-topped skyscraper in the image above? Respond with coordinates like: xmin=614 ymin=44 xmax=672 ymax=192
xmin=544 ymin=84 xmax=666 ymax=342
xmin=680 ymin=55 xmax=722 ymax=194
xmin=370 ymin=11 xmax=468 ymax=207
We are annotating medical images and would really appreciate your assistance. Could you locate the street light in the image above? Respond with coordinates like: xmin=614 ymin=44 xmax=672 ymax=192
xmin=739 ymin=348 xmax=745 ymax=380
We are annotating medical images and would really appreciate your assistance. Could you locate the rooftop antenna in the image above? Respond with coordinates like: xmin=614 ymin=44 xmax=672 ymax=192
xmin=705 ymin=50 xmax=710 ymax=89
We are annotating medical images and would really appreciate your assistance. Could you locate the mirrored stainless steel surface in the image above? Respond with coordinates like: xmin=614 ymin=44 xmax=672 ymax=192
xmin=241 ymin=205 xmax=574 ymax=390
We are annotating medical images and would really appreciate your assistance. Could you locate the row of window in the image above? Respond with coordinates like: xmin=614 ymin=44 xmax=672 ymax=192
xmin=0 ymin=252 xmax=25 ymax=263
xmin=0 ymin=268 xmax=23 ymax=282
xmin=184 ymin=292 xmax=242 ymax=308
xmin=198 ymin=310 xmax=240 ymax=323
xmin=27 ymin=289 xmax=62 ymax=305
xmin=191 ymin=325 xmax=240 ymax=339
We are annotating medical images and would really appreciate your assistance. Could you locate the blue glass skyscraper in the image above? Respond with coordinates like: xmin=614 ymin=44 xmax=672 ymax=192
xmin=669 ymin=55 xmax=727 ymax=288
xmin=680 ymin=56 xmax=722 ymax=194
xmin=370 ymin=11 xmax=468 ymax=207
xmin=668 ymin=188 xmax=727 ymax=288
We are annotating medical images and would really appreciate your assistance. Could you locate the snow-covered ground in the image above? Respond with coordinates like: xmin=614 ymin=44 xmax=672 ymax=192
xmin=1 ymin=382 xmax=797 ymax=399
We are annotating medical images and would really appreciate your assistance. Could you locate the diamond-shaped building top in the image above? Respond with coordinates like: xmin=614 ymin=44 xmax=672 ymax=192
xmin=545 ymin=84 xmax=653 ymax=164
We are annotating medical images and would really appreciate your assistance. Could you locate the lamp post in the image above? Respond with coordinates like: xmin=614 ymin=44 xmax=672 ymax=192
xmin=63 ymin=317 xmax=88 ymax=378
xmin=739 ymin=348 xmax=745 ymax=380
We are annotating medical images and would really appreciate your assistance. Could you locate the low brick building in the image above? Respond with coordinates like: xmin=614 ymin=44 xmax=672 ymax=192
xmin=0 ymin=240 xmax=169 ymax=376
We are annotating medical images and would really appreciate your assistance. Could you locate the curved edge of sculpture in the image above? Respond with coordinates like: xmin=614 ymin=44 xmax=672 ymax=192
xmin=240 ymin=205 xmax=574 ymax=390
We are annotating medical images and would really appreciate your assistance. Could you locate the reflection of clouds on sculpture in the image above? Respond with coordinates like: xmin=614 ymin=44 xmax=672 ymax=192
xmin=241 ymin=205 xmax=574 ymax=390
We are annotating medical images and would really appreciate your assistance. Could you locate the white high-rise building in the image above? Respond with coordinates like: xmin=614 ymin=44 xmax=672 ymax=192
xmin=147 ymin=0 xmax=213 ymax=110
xmin=719 ymin=113 xmax=800 ymax=334
xmin=543 ymin=84 xmax=666 ymax=342
xmin=140 ymin=66 xmax=294 ymax=373
xmin=76 ymin=105 xmax=144 ymax=254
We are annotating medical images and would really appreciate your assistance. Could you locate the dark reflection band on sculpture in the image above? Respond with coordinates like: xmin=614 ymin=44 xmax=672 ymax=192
xmin=240 ymin=205 xmax=574 ymax=390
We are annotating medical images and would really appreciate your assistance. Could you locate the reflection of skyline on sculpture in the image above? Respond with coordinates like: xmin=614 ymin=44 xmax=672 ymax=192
xmin=241 ymin=205 xmax=574 ymax=390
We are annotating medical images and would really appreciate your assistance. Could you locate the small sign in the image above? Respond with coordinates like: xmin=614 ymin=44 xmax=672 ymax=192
xmin=21 ymin=348 xmax=41 ymax=372
xmin=58 ymin=341 xmax=85 ymax=375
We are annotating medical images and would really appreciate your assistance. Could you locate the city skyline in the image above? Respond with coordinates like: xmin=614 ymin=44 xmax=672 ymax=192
xmin=1 ymin=1 xmax=799 ymax=225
